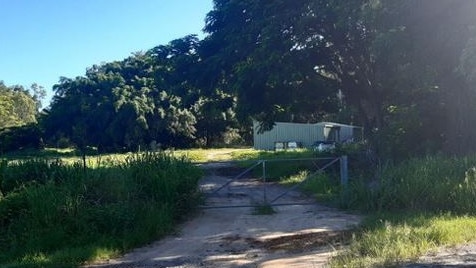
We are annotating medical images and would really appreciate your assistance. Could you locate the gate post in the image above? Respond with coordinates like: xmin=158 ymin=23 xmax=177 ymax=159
xmin=262 ymin=160 xmax=267 ymax=203
xmin=340 ymin=155 xmax=348 ymax=187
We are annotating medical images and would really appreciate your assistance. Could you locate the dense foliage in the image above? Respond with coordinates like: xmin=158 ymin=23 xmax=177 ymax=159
xmin=0 ymin=82 xmax=45 ymax=153
xmin=42 ymin=36 xmax=238 ymax=151
xmin=341 ymin=155 xmax=476 ymax=214
xmin=3 ymin=1 xmax=476 ymax=158
xmin=202 ymin=0 xmax=476 ymax=159
xmin=0 ymin=82 xmax=43 ymax=130
xmin=0 ymin=124 xmax=43 ymax=153
xmin=0 ymin=153 xmax=202 ymax=266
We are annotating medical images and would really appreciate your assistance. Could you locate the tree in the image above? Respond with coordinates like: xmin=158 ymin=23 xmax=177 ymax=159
xmin=44 ymin=36 xmax=222 ymax=150
xmin=202 ymin=0 xmax=476 ymax=158
xmin=202 ymin=0 xmax=342 ymax=130
xmin=0 ymin=81 xmax=38 ymax=129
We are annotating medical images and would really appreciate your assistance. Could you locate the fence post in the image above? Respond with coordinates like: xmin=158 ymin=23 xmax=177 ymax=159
xmin=263 ymin=160 xmax=267 ymax=203
xmin=340 ymin=155 xmax=348 ymax=187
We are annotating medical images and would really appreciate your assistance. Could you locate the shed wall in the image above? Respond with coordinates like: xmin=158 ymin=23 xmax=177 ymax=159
xmin=253 ymin=121 xmax=362 ymax=150
xmin=253 ymin=121 xmax=323 ymax=150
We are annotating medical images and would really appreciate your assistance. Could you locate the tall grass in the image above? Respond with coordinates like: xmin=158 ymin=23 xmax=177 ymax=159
xmin=330 ymin=154 xmax=476 ymax=267
xmin=331 ymin=213 xmax=476 ymax=267
xmin=341 ymin=155 xmax=476 ymax=213
xmin=0 ymin=152 xmax=202 ymax=267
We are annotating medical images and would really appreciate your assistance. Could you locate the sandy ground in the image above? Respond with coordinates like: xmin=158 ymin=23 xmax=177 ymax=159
xmin=403 ymin=243 xmax=476 ymax=267
xmin=87 ymin=162 xmax=362 ymax=268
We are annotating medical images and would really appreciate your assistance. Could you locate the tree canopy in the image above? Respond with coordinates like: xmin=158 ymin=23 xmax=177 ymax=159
xmin=201 ymin=0 xmax=476 ymax=158
xmin=0 ymin=81 xmax=42 ymax=129
xmin=5 ymin=1 xmax=476 ymax=159
xmin=43 ymin=35 xmax=238 ymax=151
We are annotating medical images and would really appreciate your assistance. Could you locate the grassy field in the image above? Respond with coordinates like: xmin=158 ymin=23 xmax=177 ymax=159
xmin=3 ymin=147 xmax=476 ymax=267
xmin=1 ymin=147 xmax=256 ymax=165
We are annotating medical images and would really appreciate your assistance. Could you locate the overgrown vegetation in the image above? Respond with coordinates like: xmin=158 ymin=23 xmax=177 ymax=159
xmin=325 ymin=154 xmax=476 ymax=267
xmin=240 ymin=149 xmax=476 ymax=266
xmin=3 ymin=145 xmax=476 ymax=267
xmin=0 ymin=152 xmax=202 ymax=267
xmin=331 ymin=213 xmax=476 ymax=267
xmin=341 ymin=155 xmax=476 ymax=213
xmin=2 ymin=0 xmax=476 ymax=266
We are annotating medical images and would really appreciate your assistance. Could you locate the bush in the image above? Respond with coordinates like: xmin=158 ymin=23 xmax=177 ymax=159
xmin=0 ymin=124 xmax=43 ymax=154
xmin=0 ymin=152 xmax=202 ymax=266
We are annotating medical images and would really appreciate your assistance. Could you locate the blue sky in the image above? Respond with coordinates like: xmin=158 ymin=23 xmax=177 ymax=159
xmin=0 ymin=0 xmax=213 ymax=105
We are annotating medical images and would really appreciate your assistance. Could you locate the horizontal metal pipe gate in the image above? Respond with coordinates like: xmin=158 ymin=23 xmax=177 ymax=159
xmin=197 ymin=156 xmax=348 ymax=209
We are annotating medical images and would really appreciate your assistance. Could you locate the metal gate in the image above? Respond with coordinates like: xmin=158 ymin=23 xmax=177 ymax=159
xmin=197 ymin=156 xmax=348 ymax=209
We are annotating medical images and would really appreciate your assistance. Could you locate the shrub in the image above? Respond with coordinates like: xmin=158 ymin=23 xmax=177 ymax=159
xmin=0 ymin=152 xmax=202 ymax=266
xmin=0 ymin=124 xmax=43 ymax=154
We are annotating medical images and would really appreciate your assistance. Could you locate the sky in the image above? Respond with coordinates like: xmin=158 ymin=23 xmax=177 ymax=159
xmin=0 ymin=0 xmax=214 ymax=106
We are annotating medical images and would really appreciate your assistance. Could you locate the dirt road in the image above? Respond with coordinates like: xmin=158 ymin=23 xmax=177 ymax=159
xmin=88 ymin=163 xmax=361 ymax=268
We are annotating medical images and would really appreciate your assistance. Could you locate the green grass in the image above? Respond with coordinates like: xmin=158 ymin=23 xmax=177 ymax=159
xmin=1 ymin=147 xmax=332 ymax=267
xmin=340 ymin=155 xmax=476 ymax=213
xmin=280 ymin=170 xmax=339 ymax=202
xmin=11 ymin=148 xmax=476 ymax=267
xmin=331 ymin=213 xmax=476 ymax=267
xmin=172 ymin=147 xmax=255 ymax=162
xmin=230 ymin=149 xmax=338 ymax=181
xmin=328 ymin=154 xmax=476 ymax=267
xmin=0 ymin=152 xmax=202 ymax=267
xmin=1 ymin=147 xmax=258 ymax=166
xmin=230 ymin=148 xmax=315 ymax=161
xmin=1 ymin=147 xmax=78 ymax=159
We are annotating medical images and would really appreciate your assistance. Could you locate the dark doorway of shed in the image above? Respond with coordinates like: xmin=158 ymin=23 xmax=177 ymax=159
xmin=324 ymin=125 xmax=341 ymax=142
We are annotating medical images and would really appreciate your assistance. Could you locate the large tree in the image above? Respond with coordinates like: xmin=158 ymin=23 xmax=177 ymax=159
xmin=44 ymin=35 xmax=240 ymax=150
xmin=202 ymin=0 xmax=342 ymax=129
xmin=202 ymin=0 xmax=476 ymax=158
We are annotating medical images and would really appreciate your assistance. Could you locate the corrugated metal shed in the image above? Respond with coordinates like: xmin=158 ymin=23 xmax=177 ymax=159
xmin=253 ymin=121 xmax=362 ymax=150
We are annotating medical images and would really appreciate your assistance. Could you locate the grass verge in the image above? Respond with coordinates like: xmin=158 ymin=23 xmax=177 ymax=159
xmin=329 ymin=154 xmax=476 ymax=267
xmin=279 ymin=170 xmax=339 ymax=202
xmin=331 ymin=213 xmax=476 ymax=267
xmin=0 ymin=152 xmax=202 ymax=267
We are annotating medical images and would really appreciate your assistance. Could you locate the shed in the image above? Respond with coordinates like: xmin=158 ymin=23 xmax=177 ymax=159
xmin=253 ymin=121 xmax=363 ymax=150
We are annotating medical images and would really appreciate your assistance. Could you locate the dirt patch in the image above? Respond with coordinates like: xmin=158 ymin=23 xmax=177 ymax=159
xmin=205 ymin=165 xmax=248 ymax=177
xmin=86 ymin=163 xmax=361 ymax=268
xmin=403 ymin=242 xmax=476 ymax=267
xmin=251 ymin=230 xmax=352 ymax=253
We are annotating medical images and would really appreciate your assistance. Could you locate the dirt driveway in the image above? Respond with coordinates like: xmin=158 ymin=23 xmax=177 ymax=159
xmin=88 ymin=162 xmax=362 ymax=268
